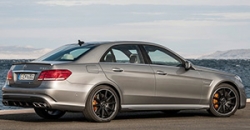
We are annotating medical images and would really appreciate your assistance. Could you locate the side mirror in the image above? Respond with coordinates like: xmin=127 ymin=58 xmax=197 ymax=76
xmin=184 ymin=61 xmax=192 ymax=70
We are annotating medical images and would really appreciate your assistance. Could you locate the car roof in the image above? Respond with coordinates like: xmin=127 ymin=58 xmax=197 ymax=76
xmin=69 ymin=41 xmax=160 ymax=46
xmin=72 ymin=41 xmax=186 ymax=64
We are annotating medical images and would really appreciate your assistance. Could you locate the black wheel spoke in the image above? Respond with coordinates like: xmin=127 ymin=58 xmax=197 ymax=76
xmin=107 ymin=95 xmax=113 ymax=102
xmin=223 ymin=88 xmax=226 ymax=97
xmin=106 ymin=106 xmax=113 ymax=111
xmin=107 ymin=101 xmax=116 ymax=105
xmin=100 ymin=93 xmax=105 ymax=100
xmin=225 ymin=103 xmax=230 ymax=108
xmin=217 ymin=104 xmax=222 ymax=111
xmin=222 ymin=104 xmax=226 ymax=113
xmin=96 ymin=107 xmax=102 ymax=115
xmin=105 ymin=90 xmax=108 ymax=100
xmin=213 ymin=87 xmax=238 ymax=115
xmin=218 ymin=90 xmax=223 ymax=97
xmin=94 ymin=97 xmax=101 ymax=103
xmin=227 ymin=90 xmax=232 ymax=96
xmin=101 ymin=108 xmax=105 ymax=118
xmin=228 ymin=97 xmax=236 ymax=101
xmin=91 ymin=88 xmax=117 ymax=119
xmin=104 ymin=108 xmax=111 ymax=116
xmin=85 ymin=86 xmax=119 ymax=122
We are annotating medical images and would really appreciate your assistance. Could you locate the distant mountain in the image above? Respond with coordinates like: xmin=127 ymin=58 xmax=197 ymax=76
xmin=0 ymin=46 xmax=52 ymax=59
xmin=199 ymin=49 xmax=250 ymax=59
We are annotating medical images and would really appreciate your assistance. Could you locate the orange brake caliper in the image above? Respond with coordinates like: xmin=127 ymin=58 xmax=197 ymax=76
xmin=213 ymin=93 xmax=219 ymax=109
xmin=92 ymin=96 xmax=98 ymax=112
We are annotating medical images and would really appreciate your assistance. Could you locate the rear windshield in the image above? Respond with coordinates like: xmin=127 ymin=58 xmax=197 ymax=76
xmin=35 ymin=44 xmax=97 ymax=61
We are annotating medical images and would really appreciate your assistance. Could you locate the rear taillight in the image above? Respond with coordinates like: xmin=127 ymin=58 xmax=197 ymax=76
xmin=38 ymin=70 xmax=72 ymax=81
xmin=7 ymin=70 xmax=13 ymax=80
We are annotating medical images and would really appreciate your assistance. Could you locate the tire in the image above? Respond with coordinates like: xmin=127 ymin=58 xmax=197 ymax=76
xmin=83 ymin=85 xmax=119 ymax=122
xmin=34 ymin=108 xmax=66 ymax=119
xmin=209 ymin=84 xmax=239 ymax=117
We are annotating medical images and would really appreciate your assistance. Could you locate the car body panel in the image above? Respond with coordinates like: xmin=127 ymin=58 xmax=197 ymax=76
xmin=1 ymin=41 xmax=246 ymax=113
xmin=150 ymin=65 xmax=203 ymax=104
xmin=100 ymin=63 xmax=155 ymax=105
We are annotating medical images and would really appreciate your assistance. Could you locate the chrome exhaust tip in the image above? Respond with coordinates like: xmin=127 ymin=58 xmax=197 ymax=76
xmin=2 ymin=101 xmax=9 ymax=106
xmin=33 ymin=102 xmax=47 ymax=108
xmin=25 ymin=102 xmax=29 ymax=106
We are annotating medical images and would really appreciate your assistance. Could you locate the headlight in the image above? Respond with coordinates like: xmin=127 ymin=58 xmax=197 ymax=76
xmin=235 ymin=75 xmax=242 ymax=83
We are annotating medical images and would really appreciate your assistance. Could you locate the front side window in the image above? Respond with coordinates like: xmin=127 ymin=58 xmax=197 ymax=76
xmin=101 ymin=45 xmax=144 ymax=64
xmin=35 ymin=44 xmax=97 ymax=61
xmin=143 ymin=45 xmax=182 ymax=67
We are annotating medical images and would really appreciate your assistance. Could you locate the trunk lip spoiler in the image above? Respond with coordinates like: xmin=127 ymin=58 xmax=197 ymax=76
xmin=12 ymin=62 xmax=53 ymax=65
xmin=12 ymin=61 xmax=72 ymax=66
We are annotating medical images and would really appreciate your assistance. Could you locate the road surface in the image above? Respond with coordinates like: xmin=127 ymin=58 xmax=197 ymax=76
xmin=0 ymin=103 xmax=249 ymax=130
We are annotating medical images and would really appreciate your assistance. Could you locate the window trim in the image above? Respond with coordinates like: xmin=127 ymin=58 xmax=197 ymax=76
xmin=100 ymin=44 xmax=145 ymax=64
xmin=141 ymin=45 xmax=185 ymax=67
xmin=36 ymin=44 xmax=98 ymax=62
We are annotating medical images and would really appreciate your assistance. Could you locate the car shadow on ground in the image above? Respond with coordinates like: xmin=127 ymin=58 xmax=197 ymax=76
xmin=116 ymin=110 xmax=211 ymax=120
xmin=0 ymin=110 xmax=212 ymax=123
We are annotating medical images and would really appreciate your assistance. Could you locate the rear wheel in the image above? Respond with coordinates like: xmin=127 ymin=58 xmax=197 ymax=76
xmin=83 ymin=85 xmax=119 ymax=122
xmin=209 ymin=84 xmax=239 ymax=117
xmin=34 ymin=108 xmax=65 ymax=119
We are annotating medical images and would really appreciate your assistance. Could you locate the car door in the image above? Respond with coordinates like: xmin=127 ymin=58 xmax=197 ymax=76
xmin=143 ymin=45 xmax=203 ymax=104
xmin=99 ymin=44 xmax=155 ymax=105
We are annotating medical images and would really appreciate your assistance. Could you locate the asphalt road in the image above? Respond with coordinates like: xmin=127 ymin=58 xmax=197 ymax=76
xmin=0 ymin=103 xmax=249 ymax=130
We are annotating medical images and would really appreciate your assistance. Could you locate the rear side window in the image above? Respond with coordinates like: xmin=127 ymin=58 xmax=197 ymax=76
xmin=101 ymin=44 xmax=144 ymax=64
xmin=35 ymin=44 xmax=97 ymax=61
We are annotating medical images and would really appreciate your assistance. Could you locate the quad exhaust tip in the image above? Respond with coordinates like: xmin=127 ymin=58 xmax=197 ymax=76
xmin=2 ymin=101 xmax=9 ymax=106
xmin=33 ymin=102 xmax=47 ymax=108
xmin=2 ymin=101 xmax=47 ymax=108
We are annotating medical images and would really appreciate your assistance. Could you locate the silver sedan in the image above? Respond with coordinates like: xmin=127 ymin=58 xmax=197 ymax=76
xmin=2 ymin=41 xmax=247 ymax=122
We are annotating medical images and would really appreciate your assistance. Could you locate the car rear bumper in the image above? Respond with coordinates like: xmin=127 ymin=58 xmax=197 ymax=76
xmin=2 ymin=82 xmax=94 ymax=111
xmin=2 ymin=93 xmax=85 ymax=111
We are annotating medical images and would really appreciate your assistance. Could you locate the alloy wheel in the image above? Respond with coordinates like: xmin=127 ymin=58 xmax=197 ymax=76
xmin=92 ymin=89 xmax=117 ymax=119
xmin=83 ymin=85 xmax=119 ymax=122
xmin=210 ymin=84 xmax=239 ymax=117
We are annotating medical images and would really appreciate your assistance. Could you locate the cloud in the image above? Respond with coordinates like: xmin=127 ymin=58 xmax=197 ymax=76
xmin=200 ymin=13 xmax=250 ymax=20
xmin=1 ymin=18 xmax=249 ymax=43
xmin=131 ymin=12 xmax=166 ymax=16
xmin=119 ymin=20 xmax=249 ymax=27
xmin=2 ymin=1 xmax=250 ymax=59
xmin=37 ymin=0 xmax=250 ymax=6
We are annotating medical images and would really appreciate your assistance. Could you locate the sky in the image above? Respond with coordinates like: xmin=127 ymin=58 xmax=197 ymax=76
xmin=1 ymin=0 xmax=250 ymax=58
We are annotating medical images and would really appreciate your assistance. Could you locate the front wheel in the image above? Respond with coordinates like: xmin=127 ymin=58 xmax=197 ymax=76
xmin=34 ymin=108 xmax=66 ymax=119
xmin=83 ymin=85 xmax=119 ymax=122
xmin=209 ymin=84 xmax=239 ymax=117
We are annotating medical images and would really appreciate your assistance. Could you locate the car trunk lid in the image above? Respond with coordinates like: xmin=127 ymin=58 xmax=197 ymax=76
xmin=7 ymin=61 xmax=69 ymax=88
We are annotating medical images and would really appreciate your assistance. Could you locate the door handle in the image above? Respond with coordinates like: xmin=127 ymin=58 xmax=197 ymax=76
xmin=156 ymin=70 xmax=167 ymax=75
xmin=112 ymin=68 xmax=123 ymax=72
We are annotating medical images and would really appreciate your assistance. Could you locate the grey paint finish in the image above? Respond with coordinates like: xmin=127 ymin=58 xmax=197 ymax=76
xmin=2 ymin=41 xmax=246 ymax=115
xmin=151 ymin=65 xmax=203 ymax=104
xmin=100 ymin=63 xmax=155 ymax=104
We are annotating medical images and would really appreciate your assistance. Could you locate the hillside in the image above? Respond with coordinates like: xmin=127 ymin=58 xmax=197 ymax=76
xmin=0 ymin=46 xmax=51 ymax=59
xmin=199 ymin=49 xmax=250 ymax=59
